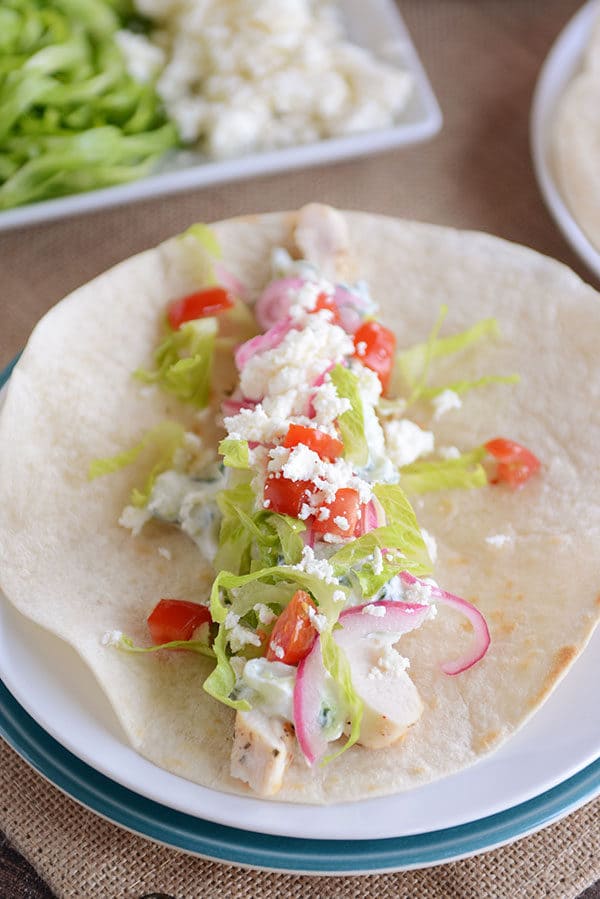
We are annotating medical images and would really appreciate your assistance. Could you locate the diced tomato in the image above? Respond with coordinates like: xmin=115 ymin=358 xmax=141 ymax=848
xmin=312 ymin=487 xmax=361 ymax=537
xmin=353 ymin=320 xmax=396 ymax=393
xmin=484 ymin=437 xmax=541 ymax=488
xmin=263 ymin=475 xmax=315 ymax=517
xmin=167 ymin=287 xmax=233 ymax=329
xmin=147 ymin=598 xmax=212 ymax=644
xmin=266 ymin=590 xmax=318 ymax=665
xmin=310 ymin=292 xmax=342 ymax=325
xmin=283 ymin=424 xmax=343 ymax=460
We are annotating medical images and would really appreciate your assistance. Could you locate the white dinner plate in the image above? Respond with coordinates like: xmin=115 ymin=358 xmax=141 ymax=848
xmin=0 ymin=0 xmax=441 ymax=233
xmin=531 ymin=0 xmax=600 ymax=280
xmin=0 ymin=358 xmax=599 ymax=844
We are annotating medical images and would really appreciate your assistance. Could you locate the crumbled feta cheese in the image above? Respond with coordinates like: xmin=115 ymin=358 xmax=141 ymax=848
xmin=240 ymin=315 xmax=353 ymax=402
xmin=486 ymin=533 xmax=513 ymax=548
xmin=127 ymin=0 xmax=412 ymax=159
xmin=355 ymin=340 xmax=367 ymax=357
xmin=268 ymin=443 xmax=371 ymax=504
xmin=254 ymin=603 xmax=277 ymax=626
xmin=333 ymin=515 xmax=349 ymax=531
xmin=228 ymin=623 xmax=262 ymax=653
xmin=118 ymin=504 xmax=151 ymax=536
xmin=307 ymin=607 xmax=328 ymax=632
xmin=367 ymin=666 xmax=384 ymax=680
xmin=225 ymin=611 xmax=240 ymax=629
xmin=323 ymin=532 xmax=345 ymax=543
xmin=372 ymin=547 xmax=384 ymax=575
xmin=432 ymin=388 xmax=462 ymax=420
xmin=101 ymin=630 xmax=124 ymax=647
xmin=421 ymin=527 xmax=438 ymax=564
xmin=269 ymin=640 xmax=285 ymax=660
xmin=439 ymin=445 xmax=461 ymax=460
xmin=362 ymin=603 xmax=386 ymax=617
xmin=317 ymin=507 xmax=331 ymax=521
xmin=311 ymin=380 xmax=351 ymax=424
xmin=299 ymin=503 xmax=313 ymax=520
xmin=377 ymin=648 xmax=410 ymax=675
xmin=383 ymin=419 xmax=434 ymax=468
xmin=291 ymin=546 xmax=336 ymax=583
xmin=157 ymin=546 xmax=172 ymax=560
xmin=115 ymin=29 xmax=166 ymax=83
xmin=333 ymin=589 xmax=346 ymax=603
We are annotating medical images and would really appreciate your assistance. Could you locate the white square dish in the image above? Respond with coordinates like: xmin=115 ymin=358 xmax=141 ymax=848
xmin=0 ymin=0 xmax=441 ymax=233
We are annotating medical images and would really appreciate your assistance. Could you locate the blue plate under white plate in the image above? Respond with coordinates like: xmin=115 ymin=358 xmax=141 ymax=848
xmin=1 ymin=681 xmax=599 ymax=874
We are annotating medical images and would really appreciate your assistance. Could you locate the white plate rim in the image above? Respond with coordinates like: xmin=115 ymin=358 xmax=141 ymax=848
xmin=531 ymin=0 xmax=600 ymax=281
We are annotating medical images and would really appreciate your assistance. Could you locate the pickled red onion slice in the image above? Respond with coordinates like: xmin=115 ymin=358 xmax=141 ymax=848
xmin=399 ymin=572 xmax=490 ymax=675
xmin=234 ymin=316 xmax=294 ymax=370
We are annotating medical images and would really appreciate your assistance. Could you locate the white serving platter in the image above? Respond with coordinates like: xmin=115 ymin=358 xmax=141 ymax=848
xmin=0 ymin=0 xmax=441 ymax=233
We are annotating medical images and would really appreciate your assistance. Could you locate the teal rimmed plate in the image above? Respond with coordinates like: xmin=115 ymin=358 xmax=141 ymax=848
xmin=1 ymin=681 xmax=599 ymax=874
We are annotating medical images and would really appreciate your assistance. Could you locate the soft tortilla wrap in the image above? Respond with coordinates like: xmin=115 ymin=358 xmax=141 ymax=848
xmin=1 ymin=209 xmax=599 ymax=803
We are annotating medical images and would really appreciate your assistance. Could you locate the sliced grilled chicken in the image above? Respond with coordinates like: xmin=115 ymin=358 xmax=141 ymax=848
xmin=230 ymin=709 xmax=295 ymax=796
xmin=294 ymin=203 xmax=356 ymax=282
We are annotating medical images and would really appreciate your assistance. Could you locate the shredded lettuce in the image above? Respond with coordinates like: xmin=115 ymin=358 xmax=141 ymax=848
xmin=328 ymin=483 xmax=431 ymax=579
xmin=215 ymin=481 xmax=306 ymax=574
xmin=218 ymin=437 xmax=250 ymax=469
xmin=134 ymin=318 xmax=217 ymax=408
xmin=88 ymin=421 xmax=185 ymax=507
xmin=107 ymin=632 xmax=215 ymax=659
xmin=393 ymin=311 xmax=502 ymax=402
xmin=214 ymin=481 xmax=255 ymax=575
xmin=320 ymin=631 xmax=363 ymax=763
xmin=181 ymin=223 xmax=222 ymax=260
xmin=399 ymin=448 xmax=488 ymax=494
xmin=417 ymin=373 xmax=520 ymax=401
xmin=203 ymin=566 xmax=344 ymax=709
xmin=329 ymin=364 xmax=368 ymax=467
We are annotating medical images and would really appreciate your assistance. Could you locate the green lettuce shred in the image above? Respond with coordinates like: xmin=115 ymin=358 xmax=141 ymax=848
xmin=392 ymin=310 xmax=504 ymax=403
xmin=134 ymin=318 xmax=217 ymax=408
xmin=218 ymin=437 xmax=250 ymax=469
xmin=88 ymin=420 xmax=185 ymax=507
xmin=203 ymin=566 xmax=344 ymax=710
xmin=328 ymin=483 xmax=431 ymax=578
xmin=329 ymin=364 xmax=368 ymax=467
xmin=399 ymin=448 xmax=488 ymax=494
xmin=320 ymin=631 xmax=363 ymax=764
xmin=215 ymin=481 xmax=306 ymax=575
xmin=109 ymin=632 xmax=215 ymax=659
xmin=418 ymin=374 xmax=520 ymax=401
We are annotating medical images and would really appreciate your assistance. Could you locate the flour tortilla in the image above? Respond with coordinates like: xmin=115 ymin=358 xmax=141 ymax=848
xmin=1 ymin=209 xmax=599 ymax=804
xmin=553 ymin=13 xmax=600 ymax=252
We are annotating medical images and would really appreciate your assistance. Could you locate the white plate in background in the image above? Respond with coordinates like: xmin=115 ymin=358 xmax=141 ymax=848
xmin=531 ymin=0 xmax=600 ymax=280
xmin=0 ymin=0 xmax=441 ymax=233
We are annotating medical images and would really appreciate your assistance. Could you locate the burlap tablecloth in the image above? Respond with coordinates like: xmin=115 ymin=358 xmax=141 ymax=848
xmin=1 ymin=1 xmax=599 ymax=896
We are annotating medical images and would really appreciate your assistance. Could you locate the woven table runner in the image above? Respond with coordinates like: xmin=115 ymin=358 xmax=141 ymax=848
xmin=1 ymin=1 xmax=599 ymax=896
xmin=1 ymin=740 xmax=599 ymax=898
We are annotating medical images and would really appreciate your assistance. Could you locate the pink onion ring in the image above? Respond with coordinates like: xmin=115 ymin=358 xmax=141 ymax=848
xmin=399 ymin=572 xmax=491 ymax=675
xmin=221 ymin=397 xmax=258 ymax=418
xmin=234 ymin=316 xmax=294 ymax=371
xmin=214 ymin=263 xmax=246 ymax=300
xmin=255 ymin=278 xmax=304 ymax=330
